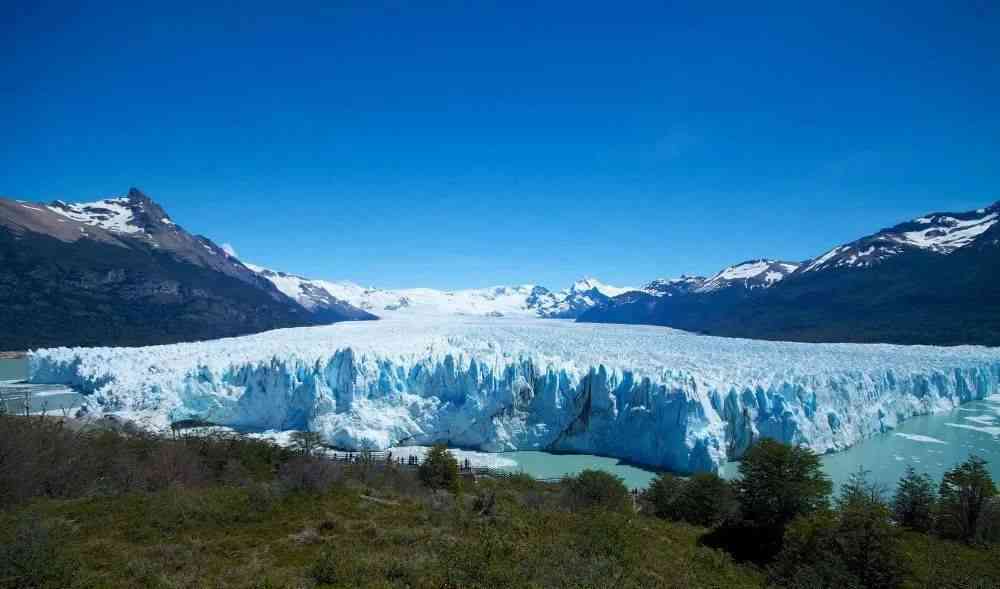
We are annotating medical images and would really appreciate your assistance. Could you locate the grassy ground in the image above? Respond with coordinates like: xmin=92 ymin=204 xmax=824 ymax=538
xmin=2 ymin=416 xmax=999 ymax=588
xmin=3 ymin=477 xmax=762 ymax=588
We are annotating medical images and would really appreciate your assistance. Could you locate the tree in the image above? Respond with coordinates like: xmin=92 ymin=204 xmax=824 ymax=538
xmin=735 ymin=439 xmax=831 ymax=529
xmin=770 ymin=469 xmax=904 ymax=589
xmin=644 ymin=473 xmax=684 ymax=519
xmin=418 ymin=444 xmax=461 ymax=492
xmin=289 ymin=430 xmax=323 ymax=457
xmin=709 ymin=439 xmax=831 ymax=561
xmin=767 ymin=510 xmax=854 ymax=588
xmin=563 ymin=469 xmax=630 ymax=512
xmin=644 ymin=472 xmax=735 ymax=527
xmin=937 ymin=455 xmax=997 ymax=543
xmin=892 ymin=465 xmax=936 ymax=532
xmin=835 ymin=469 xmax=904 ymax=589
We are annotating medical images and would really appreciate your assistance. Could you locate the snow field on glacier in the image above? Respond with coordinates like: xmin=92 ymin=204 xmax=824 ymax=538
xmin=28 ymin=317 xmax=1000 ymax=473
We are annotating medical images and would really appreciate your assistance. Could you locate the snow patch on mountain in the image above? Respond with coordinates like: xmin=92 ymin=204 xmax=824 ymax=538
xmin=28 ymin=316 xmax=1000 ymax=473
xmin=696 ymin=260 xmax=799 ymax=293
xmin=803 ymin=202 xmax=1000 ymax=273
xmin=895 ymin=213 xmax=997 ymax=252
xmin=47 ymin=197 xmax=146 ymax=235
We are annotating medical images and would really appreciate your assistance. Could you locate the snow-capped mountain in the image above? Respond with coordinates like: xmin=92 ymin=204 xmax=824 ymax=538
xmin=247 ymin=264 xmax=633 ymax=319
xmin=802 ymin=202 xmax=1000 ymax=273
xmin=580 ymin=200 xmax=1000 ymax=346
xmin=695 ymin=259 xmax=800 ymax=293
xmin=642 ymin=276 xmax=706 ymax=296
xmin=0 ymin=188 xmax=372 ymax=349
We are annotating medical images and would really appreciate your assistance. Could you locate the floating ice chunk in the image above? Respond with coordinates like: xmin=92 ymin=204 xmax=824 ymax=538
xmin=893 ymin=433 xmax=948 ymax=444
xmin=946 ymin=423 xmax=1000 ymax=437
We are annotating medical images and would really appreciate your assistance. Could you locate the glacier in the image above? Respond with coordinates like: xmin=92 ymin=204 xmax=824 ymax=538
xmin=27 ymin=317 xmax=1000 ymax=473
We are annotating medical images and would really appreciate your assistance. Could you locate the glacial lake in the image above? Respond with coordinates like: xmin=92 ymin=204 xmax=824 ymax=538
xmin=496 ymin=397 xmax=1000 ymax=491
xmin=0 ymin=357 xmax=26 ymax=381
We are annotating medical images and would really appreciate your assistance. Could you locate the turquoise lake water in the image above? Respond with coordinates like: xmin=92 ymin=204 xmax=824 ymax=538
xmin=500 ymin=397 xmax=1000 ymax=491
xmin=0 ymin=358 xmax=26 ymax=381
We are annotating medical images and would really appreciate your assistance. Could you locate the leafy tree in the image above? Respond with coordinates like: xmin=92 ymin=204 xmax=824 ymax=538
xmin=767 ymin=509 xmax=854 ymax=588
xmin=892 ymin=465 xmax=936 ymax=532
xmin=706 ymin=439 xmax=832 ymax=561
xmin=770 ymin=469 xmax=904 ymax=589
xmin=645 ymin=472 xmax=684 ymax=519
xmin=563 ymin=469 xmax=630 ymax=512
xmin=645 ymin=472 xmax=735 ymax=527
xmin=289 ymin=430 xmax=323 ymax=457
xmin=418 ymin=444 xmax=461 ymax=492
xmin=937 ymin=455 xmax=997 ymax=543
xmin=736 ymin=439 xmax=831 ymax=529
xmin=835 ymin=469 xmax=904 ymax=589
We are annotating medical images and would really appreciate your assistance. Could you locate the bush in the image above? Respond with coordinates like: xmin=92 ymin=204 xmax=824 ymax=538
xmin=835 ymin=469 xmax=905 ymax=589
xmin=289 ymin=430 xmax=323 ymax=457
xmin=736 ymin=439 xmax=831 ymax=530
xmin=308 ymin=547 xmax=342 ymax=585
xmin=645 ymin=472 xmax=735 ymax=527
xmin=892 ymin=465 xmax=936 ymax=532
xmin=0 ymin=515 xmax=80 ymax=589
xmin=769 ymin=470 xmax=904 ymax=589
xmin=645 ymin=472 xmax=685 ymax=518
xmin=277 ymin=456 xmax=342 ymax=494
xmin=418 ymin=444 xmax=461 ymax=492
xmin=766 ymin=510 xmax=855 ymax=588
xmin=563 ymin=469 xmax=630 ymax=512
xmin=706 ymin=439 xmax=831 ymax=562
xmin=937 ymin=455 xmax=997 ymax=543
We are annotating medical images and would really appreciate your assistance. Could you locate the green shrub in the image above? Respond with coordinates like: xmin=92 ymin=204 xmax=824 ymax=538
xmin=770 ymin=469 xmax=904 ymax=589
xmin=736 ymin=439 xmax=831 ymax=530
xmin=418 ymin=444 xmax=461 ymax=492
xmin=835 ymin=469 xmax=905 ymax=589
xmin=563 ymin=469 xmax=630 ymax=512
xmin=308 ymin=547 xmax=342 ymax=585
xmin=937 ymin=455 xmax=997 ymax=543
xmin=645 ymin=472 xmax=735 ymax=527
xmin=0 ymin=515 xmax=80 ymax=589
xmin=705 ymin=439 xmax=831 ymax=562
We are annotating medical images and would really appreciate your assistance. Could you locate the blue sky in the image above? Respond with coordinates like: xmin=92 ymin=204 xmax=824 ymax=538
xmin=4 ymin=2 xmax=999 ymax=289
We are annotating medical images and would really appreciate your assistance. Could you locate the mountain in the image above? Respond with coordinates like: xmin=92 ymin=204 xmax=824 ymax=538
xmin=695 ymin=259 xmax=800 ymax=292
xmin=579 ymin=201 xmax=1000 ymax=346
xmin=0 ymin=188 xmax=372 ymax=350
xmin=248 ymin=264 xmax=632 ymax=319
xmin=242 ymin=265 xmax=377 ymax=323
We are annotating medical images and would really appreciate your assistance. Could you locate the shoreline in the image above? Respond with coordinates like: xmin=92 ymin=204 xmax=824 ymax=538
xmin=0 ymin=351 xmax=27 ymax=359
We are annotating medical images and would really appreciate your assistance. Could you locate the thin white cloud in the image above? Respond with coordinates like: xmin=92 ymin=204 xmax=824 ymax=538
xmin=221 ymin=243 xmax=239 ymax=258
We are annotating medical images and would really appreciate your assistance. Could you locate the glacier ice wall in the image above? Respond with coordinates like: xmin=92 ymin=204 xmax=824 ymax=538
xmin=28 ymin=317 xmax=1000 ymax=473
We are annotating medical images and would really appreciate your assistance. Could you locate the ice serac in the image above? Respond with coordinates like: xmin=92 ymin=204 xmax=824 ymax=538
xmin=27 ymin=317 xmax=1000 ymax=473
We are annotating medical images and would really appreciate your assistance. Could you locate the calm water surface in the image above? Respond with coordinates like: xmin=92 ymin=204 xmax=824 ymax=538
xmin=500 ymin=397 xmax=1000 ymax=491
xmin=497 ymin=451 xmax=658 ymax=490
xmin=0 ymin=358 xmax=27 ymax=381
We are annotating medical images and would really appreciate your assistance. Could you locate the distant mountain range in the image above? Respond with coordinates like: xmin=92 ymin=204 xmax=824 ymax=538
xmin=246 ymin=265 xmax=633 ymax=319
xmin=579 ymin=201 xmax=1000 ymax=346
xmin=2 ymin=188 xmax=997 ymax=348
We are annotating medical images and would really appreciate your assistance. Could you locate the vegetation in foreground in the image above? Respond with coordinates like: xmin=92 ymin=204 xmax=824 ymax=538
xmin=1 ymin=414 xmax=998 ymax=588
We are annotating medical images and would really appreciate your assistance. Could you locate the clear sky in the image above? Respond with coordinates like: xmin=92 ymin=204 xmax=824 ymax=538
xmin=4 ymin=2 xmax=999 ymax=289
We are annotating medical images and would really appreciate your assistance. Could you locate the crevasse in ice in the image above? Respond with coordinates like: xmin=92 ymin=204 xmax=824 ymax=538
xmin=28 ymin=317 xmax=1000 ymax=473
